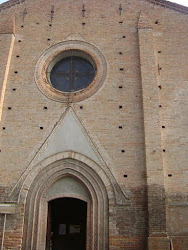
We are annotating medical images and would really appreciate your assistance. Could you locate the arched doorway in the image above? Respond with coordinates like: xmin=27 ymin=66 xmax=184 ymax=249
xmin=46 ymin=198 xmax=87 ymax=250
xmin=22 ymin=158 xmax=110 ymax=250
xmin=39 ymin=175 xmax=91 ymax=250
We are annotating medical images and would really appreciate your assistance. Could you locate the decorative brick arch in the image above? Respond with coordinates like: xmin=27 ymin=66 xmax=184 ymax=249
xmin=11 ymin=151 xmax=118 ymax=204
xmin=22 ymin=156 xmax=112 ymax=250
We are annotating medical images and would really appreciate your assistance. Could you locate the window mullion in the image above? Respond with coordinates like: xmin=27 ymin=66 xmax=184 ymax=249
xmin=69 ymin=56 xmax=74 ymax=92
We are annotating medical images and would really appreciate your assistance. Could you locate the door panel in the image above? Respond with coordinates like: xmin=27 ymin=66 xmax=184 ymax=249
xmin=46 ymin=198 xmax=87 ymax=250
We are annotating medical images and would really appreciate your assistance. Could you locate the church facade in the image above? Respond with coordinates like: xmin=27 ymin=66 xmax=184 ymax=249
xmin=0 ymin=0 xmax=188 ymax=249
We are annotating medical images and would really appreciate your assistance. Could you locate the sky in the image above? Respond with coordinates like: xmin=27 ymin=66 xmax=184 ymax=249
xmin=0 ymin=0 xmax=187 ymax=6
xmin=170 ymin=0 xmax=188 ymax=6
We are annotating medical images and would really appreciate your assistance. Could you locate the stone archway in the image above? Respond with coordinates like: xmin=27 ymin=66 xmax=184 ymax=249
xmin=22 ymin=158 xmax=111 ymax=250
xmin=39 ymin=176 xmax=91 ymax=250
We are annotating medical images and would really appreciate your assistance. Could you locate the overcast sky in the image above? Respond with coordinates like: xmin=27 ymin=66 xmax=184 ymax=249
xmin=0 ymin=0 xmax=187 ymax=7
xmin=170 ymin=0 xmax=188 ymax=6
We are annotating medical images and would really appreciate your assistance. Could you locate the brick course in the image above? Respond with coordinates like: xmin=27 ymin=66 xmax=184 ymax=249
xmin=0 ymin=0 xmax=188 ymax=249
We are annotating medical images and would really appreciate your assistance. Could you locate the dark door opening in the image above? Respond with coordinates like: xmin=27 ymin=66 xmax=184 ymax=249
xmin=46 ymin=198 xmax=87 ymax=250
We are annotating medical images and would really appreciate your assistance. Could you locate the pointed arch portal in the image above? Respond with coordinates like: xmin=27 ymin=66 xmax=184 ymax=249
xmin=22 ymin=157 xmax=110 ymax=250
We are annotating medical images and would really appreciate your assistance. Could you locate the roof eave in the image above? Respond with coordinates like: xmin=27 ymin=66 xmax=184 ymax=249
xmin=145 ymin=0 xmax=188 ymax=14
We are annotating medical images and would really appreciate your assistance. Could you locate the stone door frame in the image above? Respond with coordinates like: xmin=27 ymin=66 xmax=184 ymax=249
xmin=22 ymin=157 xmax=112 ymax=250
xmin=38 ymin=184 xmax=92 ymax=250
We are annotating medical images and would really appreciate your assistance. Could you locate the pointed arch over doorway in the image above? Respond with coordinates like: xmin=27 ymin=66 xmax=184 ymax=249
xmin=22 ymin=157 xmax=111 ymax=250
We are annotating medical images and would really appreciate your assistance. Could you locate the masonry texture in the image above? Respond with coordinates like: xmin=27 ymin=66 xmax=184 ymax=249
xmin=0 ymin=0 xmax=188 ymax=249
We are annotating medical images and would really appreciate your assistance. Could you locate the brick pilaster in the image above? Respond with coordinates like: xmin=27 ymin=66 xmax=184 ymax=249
xmin=138 ymin=13 xmax=168 ymax=243
xmin=0 ymin=18 xmax=15 ymax=123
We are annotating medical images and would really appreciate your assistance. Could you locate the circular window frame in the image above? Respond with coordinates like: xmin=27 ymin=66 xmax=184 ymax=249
xmin=47 ymin=50 xmax=96 ymax=93
xmin=35 ymin=41 xmax=107 ymax=103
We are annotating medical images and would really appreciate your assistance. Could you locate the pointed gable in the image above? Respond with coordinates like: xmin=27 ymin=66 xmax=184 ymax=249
xmin=29 ymin=107 xmax=104 ymax=168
